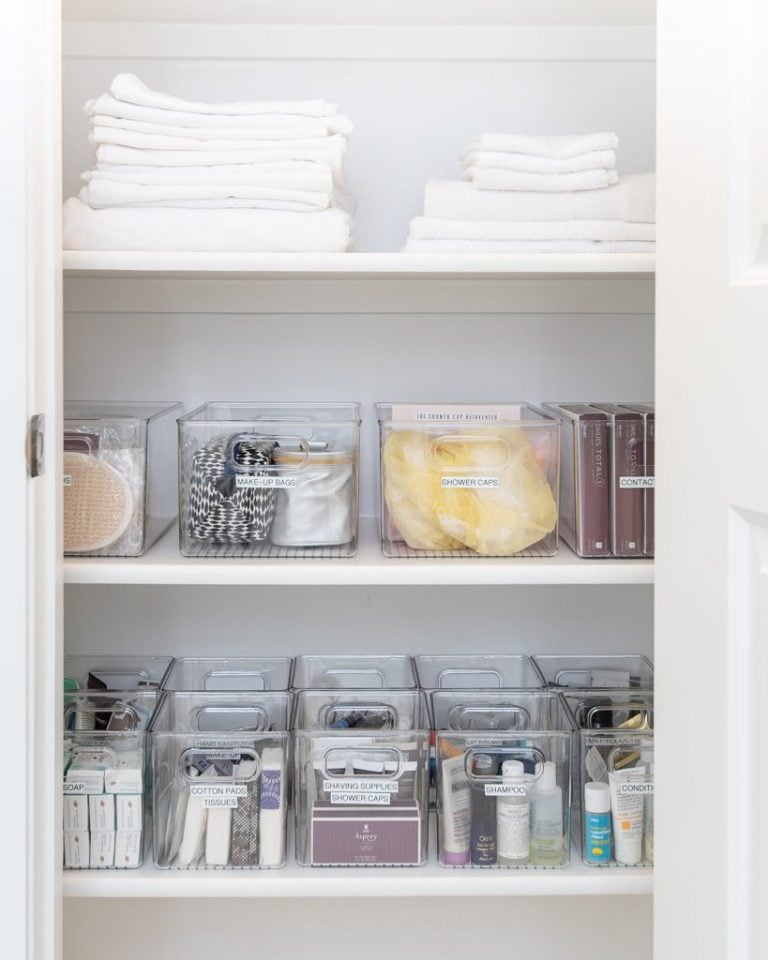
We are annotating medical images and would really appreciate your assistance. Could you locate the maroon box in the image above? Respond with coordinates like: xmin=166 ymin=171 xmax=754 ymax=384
xmin=311 ymin=800 xmax=422 ymax=866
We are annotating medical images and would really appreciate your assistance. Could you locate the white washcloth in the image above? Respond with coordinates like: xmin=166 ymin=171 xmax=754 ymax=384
xmin=109 ymin=73 xmax=338 ymax=118
xmin=424 ymin=175 xmax=656 ymax=223
xmin=465 ymin=132 xmax=618 ymax=159
xmin=92 ymin=113 xmax=352 ymax=142
xmin=90 ymin=125 xmax=348 ymax=156
xmin=409 ymin=217 xmax=655 ymax=242
xmin=87 ymin=95 xmax=350 ymax=133
xmin=465 ymin=167 xmax=620 ymax=192
xmin=461 ymin=149 xmax=616 ymax=174
xmin=63 ymin=197 xmax=351 ymax=252
xmin=403 ymin=238 xmax=654 ymax=253
xmin=83 ymin=162 xmax=334 ymax=192
xmin=79 ymin=182 xmax=334 ymax=213
xmin=95 ymin=141 xmax=346 ymax=171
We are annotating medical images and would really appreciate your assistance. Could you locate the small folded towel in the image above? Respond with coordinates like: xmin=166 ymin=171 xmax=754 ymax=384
xmin=465 ymin=132 xmax=618 ymax=159
xmin=95 ymin=142 xmax=346 ymax=172
xmin=63 ymin=197 xmax=351 ymax=252
xmin=79 ymin=181 xmax=334 ymax=213
xmin=464 ymin=168 xmax=620 ymax=192
xmin=92 ymin=113 xmax=353 ymax=142
xmin=424 ymin=175 xmax=656 ymax=223
xmin=83 ymin=162 xmax=334 ymax=192
xmin=461 ymin=149 xmax=616 ymax=175
xmin=408 ymin=217 xmax=655 ymax=243
xmin=109 ymin=73 xmax=338 ymax=118
xmin=403 ymin=238 xmax=654 ymax=253
xmin=90 ymin=125 xmax=349 ymax=156
xmin=86 ymin=95 xmax=351 ymax=133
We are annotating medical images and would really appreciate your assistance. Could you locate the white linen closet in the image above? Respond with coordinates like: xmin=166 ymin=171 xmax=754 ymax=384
xmin=4 ymin=2 xmax=766 ymax=959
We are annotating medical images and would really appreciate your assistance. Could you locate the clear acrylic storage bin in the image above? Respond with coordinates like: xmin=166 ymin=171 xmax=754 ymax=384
xmin=63 ymin=690 xmax=159 ymax=869
xmin=433 ymin=691 xmax=571 ymax=868
xmin=415 ymin=655 xmax=544 ymax=691
xmin=64 ymin=655 xmax=174 ymax=691
xmin=542 ymin=403 xmax=654 ymax=558
xmin=292 ymin=654 xmax=417 ymax=690
xmin=293 ymin=690 xmax=429 ymax=866
xmin=152 ymin=692 xmax=290 ymax=870
xmin=178 ymin=402 xmax=361 ymax=558
xmin=165 ymin=657 xmax=293 ymax=692
xmin=64 ymin=402 xmax=181 ymax=557
xmin=561 ymin=690 xmax=654 ymax=868
xmin=534 ymin=655 xmax=654 ymax=690
xmin=376 ymin=402 xmax=560 ymax=558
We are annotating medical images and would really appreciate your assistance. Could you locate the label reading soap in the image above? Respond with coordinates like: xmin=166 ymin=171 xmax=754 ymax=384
xmin=619 ymin=476 xmax=655 ymax=489
xmin=235 ymin=475 xmax=297 ymax=489
xmin=441 ymin=477 xmax=500 ymax=489
xmin=485 ymin=783 xmax=529 ymax=797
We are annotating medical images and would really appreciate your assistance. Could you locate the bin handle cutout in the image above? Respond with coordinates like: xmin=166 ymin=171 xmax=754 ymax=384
xmin=224 ymin=432 xmax=310 ymax=473
xmin=321 ymin=746 xmax=404 ymax=781
xmin=202 ymin=670 xmax=267 ymax=692
xmin=179 ymin=746 xmax=261 ymax=783
xmin=438 ymin=667 xmax=506 ymax=689
xmin=447 ymin=703 xmax=530 ymax=732
xmin=322 ymin=668 xmax=386 ymax=688
xmin=583 ymin=703 xmax=653 ymax=730
xmin=430 ymin=433 xmax=513 ymax=473
xmin=318 ymin=702 xmax=398 ymax=731
xmin=464 ymin=746 xmax=547 ymax=784
xmin=190 ymin=704 xmax=270 ymax=733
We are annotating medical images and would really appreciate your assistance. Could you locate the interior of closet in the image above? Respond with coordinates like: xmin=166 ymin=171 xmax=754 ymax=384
xmin=61 ymin=2 xmax=656 ymax=957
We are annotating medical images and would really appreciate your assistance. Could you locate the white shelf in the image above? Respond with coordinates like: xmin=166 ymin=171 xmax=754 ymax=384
xmin=63 ymin=857 xmax=652 ymax=899
xmin=63 ymin=519 xmax=653 ymax=587
xmin=62 ymin=251 xmax=655 ymax=281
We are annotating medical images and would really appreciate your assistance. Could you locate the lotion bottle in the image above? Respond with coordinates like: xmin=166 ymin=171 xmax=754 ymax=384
xmin=496 ymin=759 xmax=529 ymax=866
xmin=584 ymin=781 xmax=612 ymax=864
xmin=530 ymin=761 xmax=564 ymax=866
xmin=470 ymin=753 xmax=497 ymax=865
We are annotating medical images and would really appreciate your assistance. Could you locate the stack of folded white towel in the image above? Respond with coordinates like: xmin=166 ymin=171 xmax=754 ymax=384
xmin=404 ymin=132 xmax=655 ymax=253
xmin=63 ymin=74 xmax=353 ymax=253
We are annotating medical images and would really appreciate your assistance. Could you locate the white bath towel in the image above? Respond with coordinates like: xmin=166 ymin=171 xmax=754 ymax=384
xmin=109 ymin=73 xmax=338 ymax=119
xmin=466 ymin=132 xmax=618 ymax=159
xmin=461 ymin=149 xmax=616 ymax=174
xmin=403 ymin=238 xmax=654 ymax=253
xmin=465 ymin=167 xmax=620 ymax=192
xmin=92 ymin=112 xmax=353 ymax=142
xmin=87 ymin=94 xmax=350 ymax=133
xmin=90 ymin=125 xmax=348 ymax=156
xmin=83 ymin=162 xmax=334 ymax=192
xmin=79 ymin=181 xmax=334 ymax=213
xmin=408 ymin=217 xmax=655 ymax=242
xmin=63 ymin=197 xmax=351 ymax=252
xmin=424 ymin=175 xmax=656 ymax=223
xmin=95 ymin=141 xmax=347 ymax=172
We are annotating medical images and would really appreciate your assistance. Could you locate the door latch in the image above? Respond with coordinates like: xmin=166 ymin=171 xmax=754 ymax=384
xmin=26 ymin=414 xmax=45 ymax=478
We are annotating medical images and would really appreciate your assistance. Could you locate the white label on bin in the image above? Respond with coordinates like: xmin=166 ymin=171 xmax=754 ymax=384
xmin=484 ymin=784 xmax=529 ymax=797
xmin=235 ymin=475 xmax=297 ymax=489
xmin=617 ymin=781 xmax=654 ymax=795
xmin=619 ymin=476 xmax=655 ymax=489
xmin=329 ymin=791 xmax=391 ymax=806
xmin=190 ymin=784 xmax=247 ymax=808
xmin=441 ymin=477 xmax=500 ymax=489
xmin=193 ymin=742 xmax=249 ymax=755
xmin=323 ymin=780 xmax=399 ymax=794
xmin=63 ymin=780 xmax=89 ymax=794
xmin=63 ymin=475 xmax=72 ymax=487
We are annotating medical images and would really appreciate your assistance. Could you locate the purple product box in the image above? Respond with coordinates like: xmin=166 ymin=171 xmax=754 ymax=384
xmin=590 ymin=404 xmax=645 ymax=558
xmin=311 ymin=800 xmax=422 ymax=866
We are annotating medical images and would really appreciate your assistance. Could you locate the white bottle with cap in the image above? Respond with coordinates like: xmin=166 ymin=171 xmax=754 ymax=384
xmin=496 ymin=759 xmax=529 ymax=866
xmin=584 ymin=780 xmax=612 ymax=864
xmin=529 ymin=760 xmax=564 ymax=866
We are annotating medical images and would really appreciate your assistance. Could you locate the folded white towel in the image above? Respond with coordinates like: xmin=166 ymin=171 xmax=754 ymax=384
xmin=83 ymin=162 xmax=334 ymax=192
xmin=424 ymin=175 xmax=656 ymax=223
xmin=109 ymin=73 xmax=338 ymax=119
xmin=461 ymin=149 xmax=616 ymax=174
xmin=63 ymin=197 xmax=351 ymax=252
xmin=92 ymin=113 xmax=353 ymax=142
xmin=465 ymin=168 xmax=620 ymax=192
xmin=90 ymin=126 xmax=349 ymax=157
xmin=409 ymin=217 xmax=655 ymax=242
xmin=79 ymin=181 xmax=334 ymax=213
xmin=466 ymin=132 xmax=618 ymax=159
xmin=95 ymin=142 xmax=346 ymax=172
xmin=403 ymin=238 xmax=654 ymax=253
xmin=87 ymin=95 xmax=350 ymax=133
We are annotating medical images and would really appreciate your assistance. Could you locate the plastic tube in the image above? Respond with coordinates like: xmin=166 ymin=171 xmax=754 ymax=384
xmin=608 ymin=766 xmax=647 ymax=865
xmin=440 ymin=750 xmax=471 ymax=865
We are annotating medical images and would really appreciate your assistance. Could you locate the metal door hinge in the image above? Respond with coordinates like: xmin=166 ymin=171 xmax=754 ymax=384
xmin=26 ymin=414 xmax=45 ymax=478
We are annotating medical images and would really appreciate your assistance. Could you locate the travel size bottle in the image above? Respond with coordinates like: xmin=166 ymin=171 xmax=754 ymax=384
xmin=530 ymin=761 xmax=564 ymax=866
xmin=584 ymin=781 xmax=612 ymax=864
xmin=470 ymin=753 xmax=497 ymax=866
xmin=496 ymin=759 xmax=529 ymax=866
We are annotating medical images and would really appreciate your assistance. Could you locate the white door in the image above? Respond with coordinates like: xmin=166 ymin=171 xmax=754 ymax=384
xmin=0 ymin=1 xmax=61 ymax=958
xmin=656 ymin=1 xmax=768 ymax=958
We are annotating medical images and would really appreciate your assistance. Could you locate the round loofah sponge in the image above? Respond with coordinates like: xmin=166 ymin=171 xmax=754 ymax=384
xmin=63 ymin=451 xmax=134 ymax=552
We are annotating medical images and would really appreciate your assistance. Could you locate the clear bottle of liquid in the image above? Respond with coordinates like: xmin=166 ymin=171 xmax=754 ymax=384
xmin=530 ymin=761 xmax=564 ymax=866
xmin=497 ymin=759 xmax=529 ymax=866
